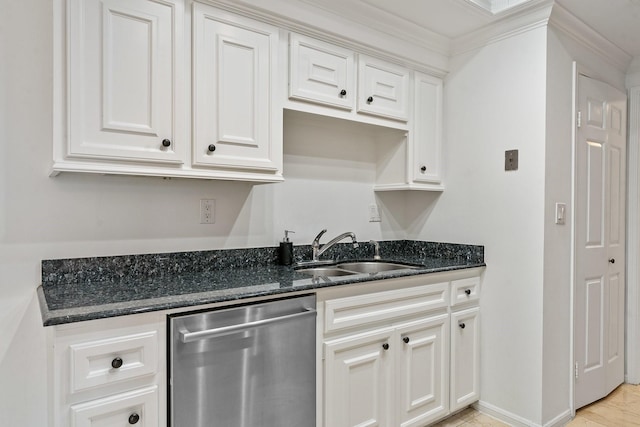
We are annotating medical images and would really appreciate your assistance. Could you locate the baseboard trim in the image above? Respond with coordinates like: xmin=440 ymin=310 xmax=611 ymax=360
xmin=474 ymin=401 xmax=572 ymax=427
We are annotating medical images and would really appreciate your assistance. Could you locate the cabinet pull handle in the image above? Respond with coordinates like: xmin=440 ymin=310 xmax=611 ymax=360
xmin=162 ymin=139 xmax=171 ymax=147
xmin=128 ymin=413 xmax=140 ymax=424
xmin=402 ymin=337 xmax=410 ymax=344
xmin=208 ymin=144 xmax=216 ymax=153
xmin=609 ymin=258 xmax=615 ymax=264
xmin=465 ymin=289 xmax=471 ymax=296
xmin=459 ymin=322 xmax=466 ymax=329
xmin=367 ymin=96 xmax=374 ymax=103
xmin=111 ymin=357 xmax=123 ymax=369
xmin=420 ymin=165 xmax=427 ymax=173
xmin=340 ymin=89 xmax=347 ymax=96
xmin=382 ymin=343 xmax=390 ymax=350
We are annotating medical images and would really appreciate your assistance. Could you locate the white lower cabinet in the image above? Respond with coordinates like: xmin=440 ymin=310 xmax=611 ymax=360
xmin=70 ymin=386 xmax=158 ymax=427
xmin=450 ymin=307 xmax=480 ymax=412
xmin=324 ymin=316 xmax=449 ymax=427
xmin=325 ymin=327 xmax=395 ymax=427
xmin=50 ymin=313 xmax=165 ymax=427
xmin=321 ymin=270 xmax=481 ymax=427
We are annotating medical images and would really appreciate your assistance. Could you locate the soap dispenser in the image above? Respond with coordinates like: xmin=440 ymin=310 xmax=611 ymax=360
xmin=279 ymin=230 xmax=295 ymax=265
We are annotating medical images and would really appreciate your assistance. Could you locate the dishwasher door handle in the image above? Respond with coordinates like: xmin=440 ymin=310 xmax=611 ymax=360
xmin=180 ymin=307 xmax=317 ymax=343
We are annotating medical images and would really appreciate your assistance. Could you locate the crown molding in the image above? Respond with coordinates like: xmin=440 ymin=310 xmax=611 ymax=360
xmin=548 ymin=2 xmax=631 ymax=74
xmin=200 ymin=0 xmax=449 ymax=77
xmin=451 ymin=0 xmax=554 ymax=56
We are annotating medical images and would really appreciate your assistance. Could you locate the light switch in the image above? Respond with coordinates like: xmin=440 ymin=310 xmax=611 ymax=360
xmin=555 ymin=203 xmax=566 ymax=225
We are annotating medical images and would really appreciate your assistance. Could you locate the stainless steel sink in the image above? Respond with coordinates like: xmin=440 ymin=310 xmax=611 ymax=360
xmin=336 ymin=261 xmax=419 ymax=274
xmin=296 ymin=267 xmax=357 ymax=277
xmin=296 ymin=261 xmax=419 ymax=277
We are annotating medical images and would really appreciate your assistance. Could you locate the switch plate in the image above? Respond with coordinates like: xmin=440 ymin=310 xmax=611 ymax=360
xmin=505 ymin=150 xmax=519 ymax=171
xmin=368 ymin=204 xmax=381 ymax=222
xmin=555 ymin=203 xmax=566 ymax=225
xmin=200 ymin=199 xmax=215 ymax=224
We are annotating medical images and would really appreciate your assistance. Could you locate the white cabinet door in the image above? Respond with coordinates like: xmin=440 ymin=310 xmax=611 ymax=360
xmin=396 ymin=315 xmax=449 ymax=427
xmin=289 ymin=33 xmax=355 ymax=110
xmin=412 ymin=72 xmax=443 ymax=187
xmin=70 ymin=385 xmax=158 ymax=427
xmin=67 ymin=0 xmax=184 ymax=163
xmin=450 ymin=307 xmax=480 ymax=411
xmin=324 ymin=327 xmax=394 ymax=427
xmin=357 ymin=55 xmax=410 ymax=121
xmin=192 ymin=3 xmax=280 ymax=173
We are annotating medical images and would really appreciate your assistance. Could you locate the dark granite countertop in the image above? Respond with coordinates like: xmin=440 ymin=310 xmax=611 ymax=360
xmin=37 ymin=240 xmax=485 ymax=326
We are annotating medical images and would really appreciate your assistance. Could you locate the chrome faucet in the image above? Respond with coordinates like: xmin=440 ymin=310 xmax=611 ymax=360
xmin=312 ymin=229 xmax=359 ymax=262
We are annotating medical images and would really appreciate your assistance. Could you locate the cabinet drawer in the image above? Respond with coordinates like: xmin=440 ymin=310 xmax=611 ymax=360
xmin=325 ymin=283 xmax=448 ymax=333
xmin=357 ymin=55 xmax=410 ymax=121
xmin=289 ymin=33 xmax=355 ymax=110
xmin=70 ymin=330 xmax=159 ymax=393
xmin=70 ymin=385 xmax=158 ymax=427
xmin=451 ymin=276 xmax=480 ymax=307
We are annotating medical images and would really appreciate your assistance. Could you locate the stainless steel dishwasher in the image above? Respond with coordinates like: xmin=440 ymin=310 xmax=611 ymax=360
xmin=169 ymin=294 xmax=316 ymax=427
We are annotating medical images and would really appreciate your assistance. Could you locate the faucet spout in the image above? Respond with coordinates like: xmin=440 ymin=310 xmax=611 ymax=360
xmin=312 ymin=230 xmax=359 ymax=262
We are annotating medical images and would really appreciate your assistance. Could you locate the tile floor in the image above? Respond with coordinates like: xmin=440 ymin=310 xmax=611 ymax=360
xmin=431 ymin=383 xmax=640 ymax=427
xmin=566 ymin=383 xmax=640 ymax=427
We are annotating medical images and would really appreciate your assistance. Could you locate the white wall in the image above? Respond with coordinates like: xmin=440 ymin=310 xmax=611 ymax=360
xmin=0 ymin=1 xmax=409 ymax=423
xmin=410 ymin=27 xmax=549 ymax=424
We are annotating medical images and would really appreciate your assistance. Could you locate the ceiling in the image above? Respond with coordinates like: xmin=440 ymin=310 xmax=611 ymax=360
xmin=305 ymin=0 xmax=640 ymax=58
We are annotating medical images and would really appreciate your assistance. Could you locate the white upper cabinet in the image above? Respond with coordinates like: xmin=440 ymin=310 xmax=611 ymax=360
xmin=357 ymin=55 xmax=410 ymax=122
xmin=412 ymin=71 xmax=444 ymax=188
xmin=192 ymin=3 xmax=281 ymax=174
xmin=66 ymin=0 xmax=185 ymax=164
xmin=289 ymin=33 xmax=355 ymax=110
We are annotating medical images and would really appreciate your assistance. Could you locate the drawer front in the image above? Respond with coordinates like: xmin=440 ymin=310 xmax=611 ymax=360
xmin=70 ymin=331 xmax=159 ymax=393
xmin=70 ymin=385 xmax=158 ymax=427
xmin=289 ymin=33 xmax=355 ymax=110
xmin=451 ymin=276 xmax=480 ymax=307
xmin=325 ymin=282 xmax=448 ymax=333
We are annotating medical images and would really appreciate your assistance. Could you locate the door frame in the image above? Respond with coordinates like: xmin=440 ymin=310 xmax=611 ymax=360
xmin=570 ymin=62 xmax=633 ymax=416
xmin=626 ymin=85 xmax=640 ymax=386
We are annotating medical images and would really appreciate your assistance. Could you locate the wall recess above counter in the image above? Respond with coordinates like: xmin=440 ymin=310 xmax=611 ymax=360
xmin=52 ymin=0 xmax=444 ymax=190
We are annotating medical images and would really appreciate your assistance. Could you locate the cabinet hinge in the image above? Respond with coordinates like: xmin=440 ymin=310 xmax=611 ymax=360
xmin=575 ymin=362 xmax=579 ymax=379
xmin=577 ymin=111 xmax=582 ymax=128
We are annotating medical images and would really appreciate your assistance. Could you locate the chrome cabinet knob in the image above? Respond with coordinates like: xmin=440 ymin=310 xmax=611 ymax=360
xmin=367 ymin=96 xmax=374 ymax=103
xmin=609 ymin=258 xmax=615 ymax=264
xmin=340 ymin=89 xmax=347 ymax=96
xmin=128 ymin=413 xmax=140 ymax=424
xmin=208 ymin=144 xmax=216 ymax=152
xmin=402 ymin=337 xmax=410 ymax=344
xmin=465 ymin=289 xmax=471 ymax=295
xmin=382 ymin=343 xmax=389 ymax=350
xmin=459 ymin=323 xmax=466 ymax=329
xmin=162 ymin=139 xmax=171 ymax=147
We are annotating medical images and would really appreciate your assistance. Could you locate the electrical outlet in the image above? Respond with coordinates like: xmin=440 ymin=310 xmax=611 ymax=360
xmin=200 ymin=199 xmax=215 ymax=224
xmin=505 ymin=149 xmax=519 ymax=171
xmin=368 ymin=204 xmax=381 ymax=222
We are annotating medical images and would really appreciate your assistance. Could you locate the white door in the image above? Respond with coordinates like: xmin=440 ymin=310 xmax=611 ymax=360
xmin=357 ymin=55 xmax=410 ymax=121
xmin=324 ymin=328 xmax=394 ymax=427
xmin=396 ymin=314 xmax=449 ymax=427
xmin=192 ymin=3 xmax=279 ymax=172
xmin=574 ymin=74 xmax=626 ymax=409
xmin=450 ymin=307 xmax=480 ymax=412
xmin=289 ymin=33 xmax=355 ymax=110
xmin=68 ymin=0 xmax=184 ymax=163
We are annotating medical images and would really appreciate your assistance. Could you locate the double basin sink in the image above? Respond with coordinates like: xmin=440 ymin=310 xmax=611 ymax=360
xmin=295 ymin=261 xmax=420 ymax=278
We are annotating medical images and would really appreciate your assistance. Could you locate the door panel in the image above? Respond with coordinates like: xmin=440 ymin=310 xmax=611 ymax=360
xmin=575 ymin=74 xmax=627 ymax=409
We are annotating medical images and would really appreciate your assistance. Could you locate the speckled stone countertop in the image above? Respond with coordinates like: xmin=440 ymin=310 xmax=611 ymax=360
xmin=37 ymin=240 xmax=484 ymax=326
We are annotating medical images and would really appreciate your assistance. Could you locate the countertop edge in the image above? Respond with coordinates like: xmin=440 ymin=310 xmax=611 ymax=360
xmin=39 ymin=263 xmax=486 ymax=326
